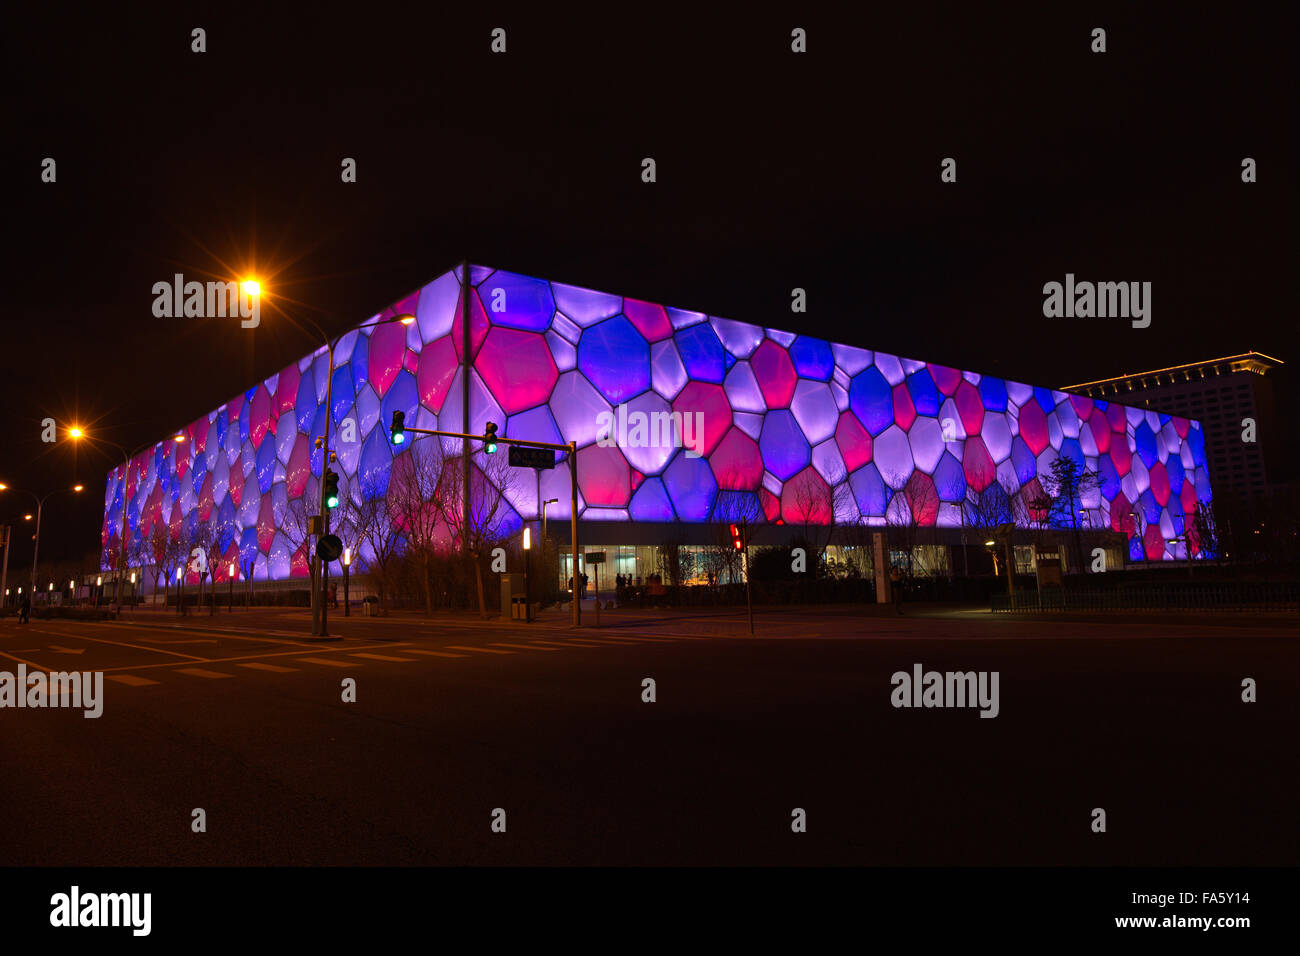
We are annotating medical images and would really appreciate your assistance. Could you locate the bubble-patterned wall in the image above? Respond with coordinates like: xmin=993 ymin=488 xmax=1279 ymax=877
xmin=102 ymin=265 xmax=1212 ymax=579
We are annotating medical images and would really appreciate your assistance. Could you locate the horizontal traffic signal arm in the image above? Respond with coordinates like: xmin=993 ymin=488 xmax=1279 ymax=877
xmin=398 ymin=424 xmax=573 ymax=452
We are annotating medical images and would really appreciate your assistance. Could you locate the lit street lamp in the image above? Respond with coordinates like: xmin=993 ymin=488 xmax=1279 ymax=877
xmin=69 ymin=425 xmax=185 ymax=612
xmin=0 ymin=481 xmax=84 ymax=600
xmin=253 ymin=277 xmax=415 ymax=637
xmin=341 ymin=547 xmax=352 ymax=617
xmin=522 ymin=526 xmax=532 ymax=623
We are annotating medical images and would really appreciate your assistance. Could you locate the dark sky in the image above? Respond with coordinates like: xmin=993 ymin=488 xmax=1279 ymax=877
xmin=2 ymin=5 xmax=1295 ymax=565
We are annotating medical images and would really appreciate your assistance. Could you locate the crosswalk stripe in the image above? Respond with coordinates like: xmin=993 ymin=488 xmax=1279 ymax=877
xmin=443 ymin=645 xmax=513 ymax=655
xmin=106 ymin=675 xmax=160 ymax=686
xmin=490 ymin=642 xmax=560 ymax=651
xmin=235 ymin=662 xmax=299 ymax=673
xmin=297 ymin=657 xmax=353 ymax=667
xmin=349 ymin=652 xmax=417 ymax=662
xmin=404 ymin=649 xmax=470 ymax=658
xmin=175 ymin=667 xmax=234 ymax=679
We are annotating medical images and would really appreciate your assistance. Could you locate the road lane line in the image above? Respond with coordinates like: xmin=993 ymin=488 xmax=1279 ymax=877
xmin=174 ymin=668 xmax=234 ymax=679
xmin=589 ymin=635 xmax=684 ymax=643
xmin=442 ymin=645 xmax=514 ymax=655
xmin=349 ymin=653 xmax=417 ymax=662
xmin=529 ymin=639 xmax=607 ymax=648
xmin=564 ymin=639 xmax=655 ymax=647
xmin=555 ymin=638 xmax=645 ymax=646
xmin=297 ymin=657 xmax=354 ymax=667
xmin=490 ymin=642 xmax=561 ymax=651
xmin=0 ymin=649 xmax=47 ymax=669
xmin=404 ymin=650 xmax=470 ymax=658
xmin=26 ymin=627 xmax=208 ymax=661
xmin=91 ymin=621 xmax=323 ymax=646
xmin=235 ymin=662 xmax=300 ymax=673
xmin=106 ymin=675 xmax=160 ymax=686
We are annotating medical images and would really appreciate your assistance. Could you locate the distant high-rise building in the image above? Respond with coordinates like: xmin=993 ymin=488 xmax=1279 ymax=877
xmin=1065 ymin=352 xmax=1283 ymax=500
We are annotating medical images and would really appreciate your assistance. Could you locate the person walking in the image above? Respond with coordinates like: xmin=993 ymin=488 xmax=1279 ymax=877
xmin=18 ymin=593 xmax=31 ymax=624
xmin=890 ymin=565 xmax=905 ymax=615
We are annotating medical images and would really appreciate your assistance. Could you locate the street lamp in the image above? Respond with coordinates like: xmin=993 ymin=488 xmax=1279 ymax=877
xmin=522 ymin=527 xmax=532 ymax=623
xmin=341 ymin=547 xmax=352 ymax=617
xmin=541 ymin=498 xmax=559 ymax=541
xmin=0 ymin=482 xmax=84 ymax=600
xmin=70 ymin=426 xmax=186 ymax=613
xmin=262 ymin=282 xmax=417 ymax=637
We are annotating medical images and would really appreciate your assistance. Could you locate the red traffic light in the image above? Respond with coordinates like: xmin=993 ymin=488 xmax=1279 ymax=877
xmin=729 ymin=523 xmax=743 ymax=552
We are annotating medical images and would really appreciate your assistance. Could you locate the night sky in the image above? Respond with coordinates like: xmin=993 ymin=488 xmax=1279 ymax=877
xmin=3 ymin=6 xmax=1294 ymax=565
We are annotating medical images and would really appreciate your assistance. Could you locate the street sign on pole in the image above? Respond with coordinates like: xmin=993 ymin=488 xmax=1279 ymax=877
xmin=317 ymin=534 xmax=343 ymax=562
xmin=509 ymin=445 xmax=555 ymax=469
xmin=585 ymin=551 xmax=606 ymax=564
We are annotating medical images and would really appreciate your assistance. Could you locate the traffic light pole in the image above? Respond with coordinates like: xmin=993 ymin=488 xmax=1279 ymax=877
xmin=313 ymin=338 xmax=336 ymax=638
xmin=394 ymin=420 xmax=580 ymax=627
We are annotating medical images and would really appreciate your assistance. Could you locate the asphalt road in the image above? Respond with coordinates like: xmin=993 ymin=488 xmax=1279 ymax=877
xmin=1 ymin=604 xmax=1295 ymax=865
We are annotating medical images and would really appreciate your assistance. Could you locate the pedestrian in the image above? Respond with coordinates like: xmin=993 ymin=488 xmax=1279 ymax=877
xmin=330 ymin=583 xmax=339 ymax=608
xmin=890 ymin=565 xmax=905 ymax=614
xmin=580 ymin=572 xmax=588 ymax=599
xmin=18 ymin=594 xmax=31 ymax=624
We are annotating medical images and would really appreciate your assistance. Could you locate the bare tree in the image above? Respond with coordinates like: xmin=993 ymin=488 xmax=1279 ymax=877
xmin=353 ymin=473 xmax=405 ymax=613
xmin=142 ymin=521 xmax=168 ymax=608
xmin=435 ymin=442 xmax=520 ymax=618
xmin=705 ymin=478 xmax=765 ymax=594
xmin=281 ymin=488 xmax=319 ymax=599
xmin=388 ymin=439 xmax=450 ymax=616
xmin=963 ymin=478 xmax=1023 ymax=588
xmin=1042 ymin=456 xmax=1101 ymax=571
xmin=162 ymin=523 xmax=193 ymax=612
xmin=191 ymin=520 xmax=216 ymax=612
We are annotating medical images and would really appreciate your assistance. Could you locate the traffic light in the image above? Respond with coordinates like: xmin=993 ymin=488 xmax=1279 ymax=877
xmin=484 ymin=421 xmax=498 ymax=454
xmin=390 ymin=410 xmax=405 ymax=445
xmin=324 ymin=469 xmax=340 ymax=510
xmin=729 ymin=523 xmax=744 ymax=552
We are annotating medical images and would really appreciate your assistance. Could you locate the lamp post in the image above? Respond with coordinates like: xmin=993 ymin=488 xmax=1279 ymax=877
xmin=341 ymin=547 xmax=352 ymax=617
xmin=541 ymin=497 xmax=558 ymax=603
xmin=0 ymin=483 xmax=84 ymax=599
xmin=69 ymin=428 xmax=185 ymax=612
xmin=541 ymin=498 xmax=559 ymax=542
xmin=255 ymin=281 xmax=416 ymax=637
xmin=522 ymin=526 xmax=531 ymax=623
xmin=0 ymin=522 xmax=9 ymax=609
xmin=228 ymin=562 xmax=235 ymax=613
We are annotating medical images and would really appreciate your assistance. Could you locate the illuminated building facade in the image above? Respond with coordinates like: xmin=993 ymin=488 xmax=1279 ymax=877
xmin=1065 ymin=352 xmax=1282 ymax=501
xmin=101 ymin=265 xmax=1213 ymax=582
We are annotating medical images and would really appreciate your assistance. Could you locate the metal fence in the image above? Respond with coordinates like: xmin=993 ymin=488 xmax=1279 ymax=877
xmin=991 ymin=583 xmax=1300 ymax=612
